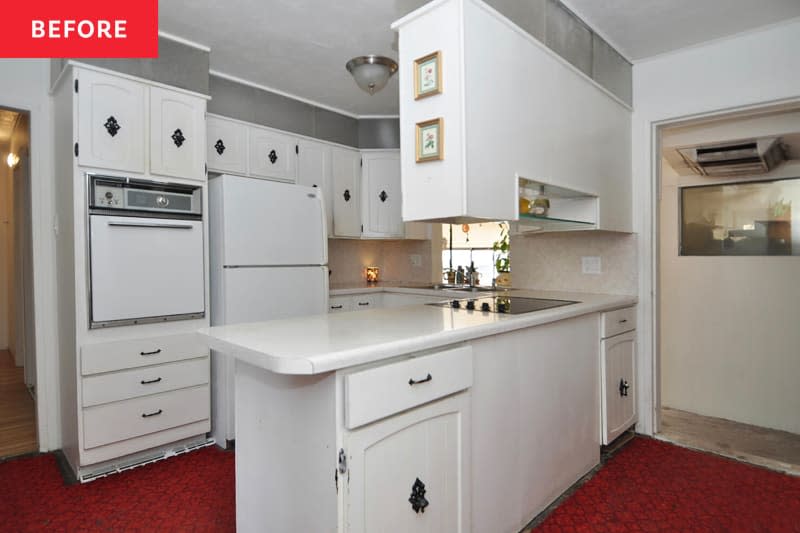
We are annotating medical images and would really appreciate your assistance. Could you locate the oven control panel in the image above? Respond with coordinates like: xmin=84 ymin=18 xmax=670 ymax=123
xmin=94 ymin=184 xmax=123 ymax=208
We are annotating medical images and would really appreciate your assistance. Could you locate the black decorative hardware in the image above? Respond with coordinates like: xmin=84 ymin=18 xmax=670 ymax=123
xmin=171 ymin=128 xmax=186 ymax=147
xmin=312 ymin=184 xmax=318 ymax=188
xmin=214 ymin=139 xmax=226 ymax=155
xmin=408 ymin=373 xmax=432 ymax=386
xmin=619 ymin=319 xmax=628 ymax=324
xmin=619 ymin=379 xmax=629 ymax=397
xmin=343 ymin=189 xmax=351 ymax=202
xmin=104 ymin=116 xmax=121 ymax=137
xmin=295 ymin=145 xmax=299 ymax=154
xmin=357 ymin=302 xmax=370 ymax=306
xmin=331 ymin=305 xmax=343 ymax=310
xmin=140 ymin=377 xmax=162 ymax=385
xmin=338 ymin=449 xmax=347 ymax=474
xmin=268 ymin=149 xmax=278 ymax=164
xmin=140 ymin=349 xmax=162 ymax=356
xmin=74 ymin=143 xmax=79 ymax=157
xmin=409 ymin=478 xmax=429 ymax=513
xmin=379 ymin=190 xmax=388 ymax=202
xmin=141 ymin=409 xmax=163 ymax=418
xmin=74 ymin=79 xmax=79 ymax=93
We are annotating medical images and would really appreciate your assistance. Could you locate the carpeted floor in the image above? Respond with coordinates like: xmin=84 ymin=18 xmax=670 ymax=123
xmin=1 ymin=437 xmax=799 ymax=532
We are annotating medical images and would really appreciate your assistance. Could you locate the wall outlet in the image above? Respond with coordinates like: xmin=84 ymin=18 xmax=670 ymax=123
xmin=410 ymin=254 xmax=422 ymax=267
xmin=581 ymin=256 xmax=602 ymax=275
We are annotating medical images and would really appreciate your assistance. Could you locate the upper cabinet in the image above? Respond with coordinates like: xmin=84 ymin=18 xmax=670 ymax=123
xmin=248 ymin=127 xmax=297 ymax=182
xmin=331 ymin=147 xmax=362 ymax=238
xmin=77 ymin=69 xmax=146 ymax=173
xmin=361 ymin=151 xmax=404 ymax=238
xmin=392 ymin=0 xmax=632 ymax=232
xmin=206 ymin=115 xmax=247 ymax=175
xmin=75 ymin=66 xmax=207 ymax=181
xmin=150 ymin=87 xmax=206 ymax=180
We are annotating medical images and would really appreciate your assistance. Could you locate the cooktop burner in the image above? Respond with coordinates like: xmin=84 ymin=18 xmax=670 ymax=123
xmin=429 ymin=296 xmax=578 ymax=314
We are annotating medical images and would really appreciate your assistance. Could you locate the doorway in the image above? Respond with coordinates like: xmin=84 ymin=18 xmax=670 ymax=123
xmin=0 ymin=107 xmax=37 ymax=458
xmin=654 ymin=104 xmax=800 ymax=475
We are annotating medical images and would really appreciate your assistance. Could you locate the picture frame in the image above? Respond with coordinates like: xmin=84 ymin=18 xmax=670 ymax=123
xmin=414 ymin=51 xmax=442 ymax=99
xmin=415 ymin=117 xmax=444 ymax=163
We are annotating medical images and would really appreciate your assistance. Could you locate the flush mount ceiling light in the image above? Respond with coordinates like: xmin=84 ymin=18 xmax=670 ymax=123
xmin=346 ymin=55 xmax=398 ymax=95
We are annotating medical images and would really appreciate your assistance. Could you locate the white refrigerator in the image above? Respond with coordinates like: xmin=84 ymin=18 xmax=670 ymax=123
xmin=209 ymin=175 xmax=329 ymax=446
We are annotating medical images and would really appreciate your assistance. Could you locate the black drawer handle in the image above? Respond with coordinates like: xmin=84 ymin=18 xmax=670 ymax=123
xmin=140 ymin=349 xmax=162 ymax=356
xmin=140 ymin=377 xmax=162 ymax=385
xmin=141 ymin=409 xmax=163 ymax=418
xmin=331 ymin=305 xmax=344 ymax=310
xmin=357 ymin=302 xmax=370 ymax=306
xmin=619 ymin=379 xmax=630 ymax=397
xmin=409 ymin=373 xmax=432 ymax=386
xmin=619 ymin=319 xmax=628 ymax=323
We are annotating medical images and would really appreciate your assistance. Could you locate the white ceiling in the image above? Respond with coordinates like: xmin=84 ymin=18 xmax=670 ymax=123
xmin=563 ymin=0 xmax=800 ymax=61
xmin=160 ymin=1 xmax=800 ymax=116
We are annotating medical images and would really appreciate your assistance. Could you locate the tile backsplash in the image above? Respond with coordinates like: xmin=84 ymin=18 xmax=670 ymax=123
xmin=511 ymin=231 xmax=638 ymax=295
xmin=328 ymin=239 xmax=434 ymax=285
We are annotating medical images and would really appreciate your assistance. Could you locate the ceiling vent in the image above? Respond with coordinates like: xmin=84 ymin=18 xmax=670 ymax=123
xmin=676 ymin=137 xmax=785 ymax=176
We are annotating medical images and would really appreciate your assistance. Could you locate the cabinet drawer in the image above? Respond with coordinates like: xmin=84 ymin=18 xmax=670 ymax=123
xmin=328 ymin=296 xmax=353 ymax=313
xmin=351 ymin=294 xmax=379 ymax=310
xmin=83 ymin=385 xmax=209 ymax=450
xmin=82 ymin=357 xmax=209 ymax=407
xmin=602 ymin=306 xmax=636 ymax=338
xmin=345 ymin=345 xmax=473 ymax=429
xmin=81 ymin=334 xmax=210 ymax=376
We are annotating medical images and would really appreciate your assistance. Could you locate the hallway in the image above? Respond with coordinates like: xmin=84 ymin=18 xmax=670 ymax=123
xmin=0 ymin=349 xmax=36 ymax=458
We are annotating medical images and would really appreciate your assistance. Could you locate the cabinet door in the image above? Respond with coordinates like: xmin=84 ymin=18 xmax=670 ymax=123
xmin=332 ymin=147 xmax=362 ymax=238
xmin=344 ymin=394 xmax=470 ymax=533
xmin=297 ymin=140 xmax=333 ymax=237
xmin=362 ymin=151 xmax=404 ymax=238
xmin=248 ymin=126 xmax=297 ymax=182
xmin=601 ymin=331 xmax=636 ymax=444
xmin=150 ymin=87 xmax=206 ymax=180
xmin=77 ymin=69 xmax=146 ymax=173
xmin=207 ymin=115 xmax=247 ymax=175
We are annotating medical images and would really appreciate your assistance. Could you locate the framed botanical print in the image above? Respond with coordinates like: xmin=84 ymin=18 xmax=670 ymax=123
xmin=416 ymin=118 xmax=444 ymax=163
xmin=414 ymin=51 xmax=442 ymax=99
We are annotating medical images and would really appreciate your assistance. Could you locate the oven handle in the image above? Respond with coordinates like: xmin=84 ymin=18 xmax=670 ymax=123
xmin=106 ymin=221 xmax=195 ymax=230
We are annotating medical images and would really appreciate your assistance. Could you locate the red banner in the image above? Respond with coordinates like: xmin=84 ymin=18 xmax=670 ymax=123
xmin=1 ymin=0 xmax=158 ymax=58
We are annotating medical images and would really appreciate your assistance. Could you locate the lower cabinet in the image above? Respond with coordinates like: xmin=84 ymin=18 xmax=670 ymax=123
xmin=601 ymin=329 xmax=636 ymax=444
xmin=328 ymin=293 xmax=382 ymax=313
xmin=343 ymin=393 xmax=471 ymax=533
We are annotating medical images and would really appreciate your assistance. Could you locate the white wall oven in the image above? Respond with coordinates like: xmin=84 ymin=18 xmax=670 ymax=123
xmin=87 ymin=174 xmax=205 ymax=328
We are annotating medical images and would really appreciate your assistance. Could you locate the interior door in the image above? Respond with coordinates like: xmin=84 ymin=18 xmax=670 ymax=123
xmin=332 ymin=147 xmax=361 ymax=238
xmin=602 ymin=331 xmax=636 ymax=444
xmin=89 ymin=215 xmax=205 ymax=324
xmin=362 ymin=152 xmax=403 ymax=237
xmin=150 ymin=87 xmax=206 ymax=180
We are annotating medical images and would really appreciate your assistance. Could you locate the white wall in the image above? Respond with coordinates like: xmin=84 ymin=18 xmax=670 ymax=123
xmin=632 ymin=20 xmax=800 ymax=434
xmin=0 ymin=59 xmax=58 ymax=450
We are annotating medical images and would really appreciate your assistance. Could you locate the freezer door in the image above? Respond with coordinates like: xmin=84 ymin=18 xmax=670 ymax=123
xmin=219 ymin=175 xmax=327 ymax=266
xmin=221 ymin=266 xmax=328 ymax=324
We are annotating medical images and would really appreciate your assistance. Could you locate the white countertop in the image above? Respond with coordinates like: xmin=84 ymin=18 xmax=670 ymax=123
xmin=200 ymin=288 xmax=636 ymax=375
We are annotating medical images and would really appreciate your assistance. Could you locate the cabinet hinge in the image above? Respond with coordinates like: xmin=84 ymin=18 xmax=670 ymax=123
xmin=74 ymin=79 xmax=78 ymax=93
xmin=337 ymin=448 xmax=347 ymax=474
xmin=295 ymin=144 xmax=299 ymax=155
xmin=204 ymin=163 xmax=207 ymax=174
xmin=361 ymin=224 xmax=364 ymax=233
xmin=74 ymin=142 xmax=79 ymax=157
xmin=360 ymin=158 xmax=363 ymax=167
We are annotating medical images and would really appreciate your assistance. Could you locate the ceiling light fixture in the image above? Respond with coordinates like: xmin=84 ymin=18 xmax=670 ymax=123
xmin=345 ymin=55 xmax=398 ymax=95
xmin=6 ymin=152 xmax=19 ymax=169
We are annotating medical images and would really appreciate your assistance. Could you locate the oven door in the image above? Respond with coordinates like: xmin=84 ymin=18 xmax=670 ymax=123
xmin=89 ymin=214 xmax=205 ymax=327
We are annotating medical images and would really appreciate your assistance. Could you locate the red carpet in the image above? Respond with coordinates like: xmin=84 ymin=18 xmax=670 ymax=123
xmin=532 ymin=438 xmax=800 ymax=533
xmin=0 ymin=446 xmax=235 ymax=532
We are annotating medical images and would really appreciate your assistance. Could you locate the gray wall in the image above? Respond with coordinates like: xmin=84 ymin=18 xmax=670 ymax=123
xmin=486 ymin=0 xmax=632 ymax=104
xmin=51 ymin=37 xmax=210 ymax=95
xmin=358 ymin=119 xmax=400 ymax=149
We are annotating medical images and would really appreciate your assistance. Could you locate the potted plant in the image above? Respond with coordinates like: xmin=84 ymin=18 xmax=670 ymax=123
xmin=492 ymin=223 xmax=511 ymax=287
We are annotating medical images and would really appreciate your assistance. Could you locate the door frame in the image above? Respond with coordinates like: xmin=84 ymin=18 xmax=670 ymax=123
xmin=636 ymin=96 xmax=800 ymax=437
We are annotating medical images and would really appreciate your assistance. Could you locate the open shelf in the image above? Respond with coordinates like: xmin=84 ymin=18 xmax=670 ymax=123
xmin=518 ymin=213 xmax=597 ymax=232
xmin=515 ymin=177 xmax=598 ymax=233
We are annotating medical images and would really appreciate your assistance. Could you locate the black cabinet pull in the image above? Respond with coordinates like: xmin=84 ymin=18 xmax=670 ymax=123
xmin=268 ymin=149 xmax=278 ymax=164
xmin=141 ymin=409 xmax=163 ymax=418
xmin=331 ymin=305 xmax=344 ymax=310
xmin=619 ymin=319 xmax=628 ymax=324
xmin=357 ymin=302 xmax=370 ymax=306
xmin=104 ymin=116 xmax=121 ymax=137
xmin=214 ymin=139 xmax=226 ymax=155
xmin=409 ymin=478 xmax=429 ymax=513
xmin=343 ymin=189 xmax=351 ymax=202
xmin=619 ymin=379 xmax=630 ymax=397
xmin=140 ymin=377 xmax=162 ymax=385
xmin=171 ymin=128 xmax=186 ymax=147
xmin=379 ymin=190 xmax=388 ymax=202
xmin=408 ymin=373 xmax=432 ymax=386
xmin=140 ymin=349 xmax=162 ymax=356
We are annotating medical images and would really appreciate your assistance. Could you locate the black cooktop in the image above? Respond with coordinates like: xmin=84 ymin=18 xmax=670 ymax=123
xmin=429 ymin=296 xmax=578 ymax=314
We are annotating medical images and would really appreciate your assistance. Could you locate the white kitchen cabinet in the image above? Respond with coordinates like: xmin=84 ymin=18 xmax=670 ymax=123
xmin=381 ymin=293 xmax=444 ymax=308
xmin=77 ymin=69 xmax=146 ymax=173
xmin=343 ymin=393 xmax=471 ymax=533
xmin=393 ymin=0 xmax=632 ymax=231
xmin=297 ymin=139 xmax=333 ymax=237
xmin=361 ymin=151 xmax=404 ymax=238
xmin=248 ymin=126 xmax=297 ymax=182
xmin=328 ymin=295 xmax=353 ymax=313
xmin=327 ymin=293 xmax=383 ymax=313
xmin=149 ymin=87 xmax=206 ymax=180
xmin=207 ymin=115 xmax=247 ymax=175
xmin=601 ymin=308 xmax=636 ymax=445
xmin=332 ymin=147 xmax=362 ymax=237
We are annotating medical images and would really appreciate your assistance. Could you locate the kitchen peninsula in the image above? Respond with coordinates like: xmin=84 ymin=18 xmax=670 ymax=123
xmin=200 ymin=289 xmax=636 ymax=532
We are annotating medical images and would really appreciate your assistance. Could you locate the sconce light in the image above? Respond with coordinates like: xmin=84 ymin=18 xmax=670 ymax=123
xmin=6 ymin=152 xmax=19 ymax=169
xmin=365 ymin=266 xmax=380 ymax=283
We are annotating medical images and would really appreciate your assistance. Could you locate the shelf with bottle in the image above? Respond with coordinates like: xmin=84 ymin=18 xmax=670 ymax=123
xmin=515 ymin=177 xmax=598 ymax=233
